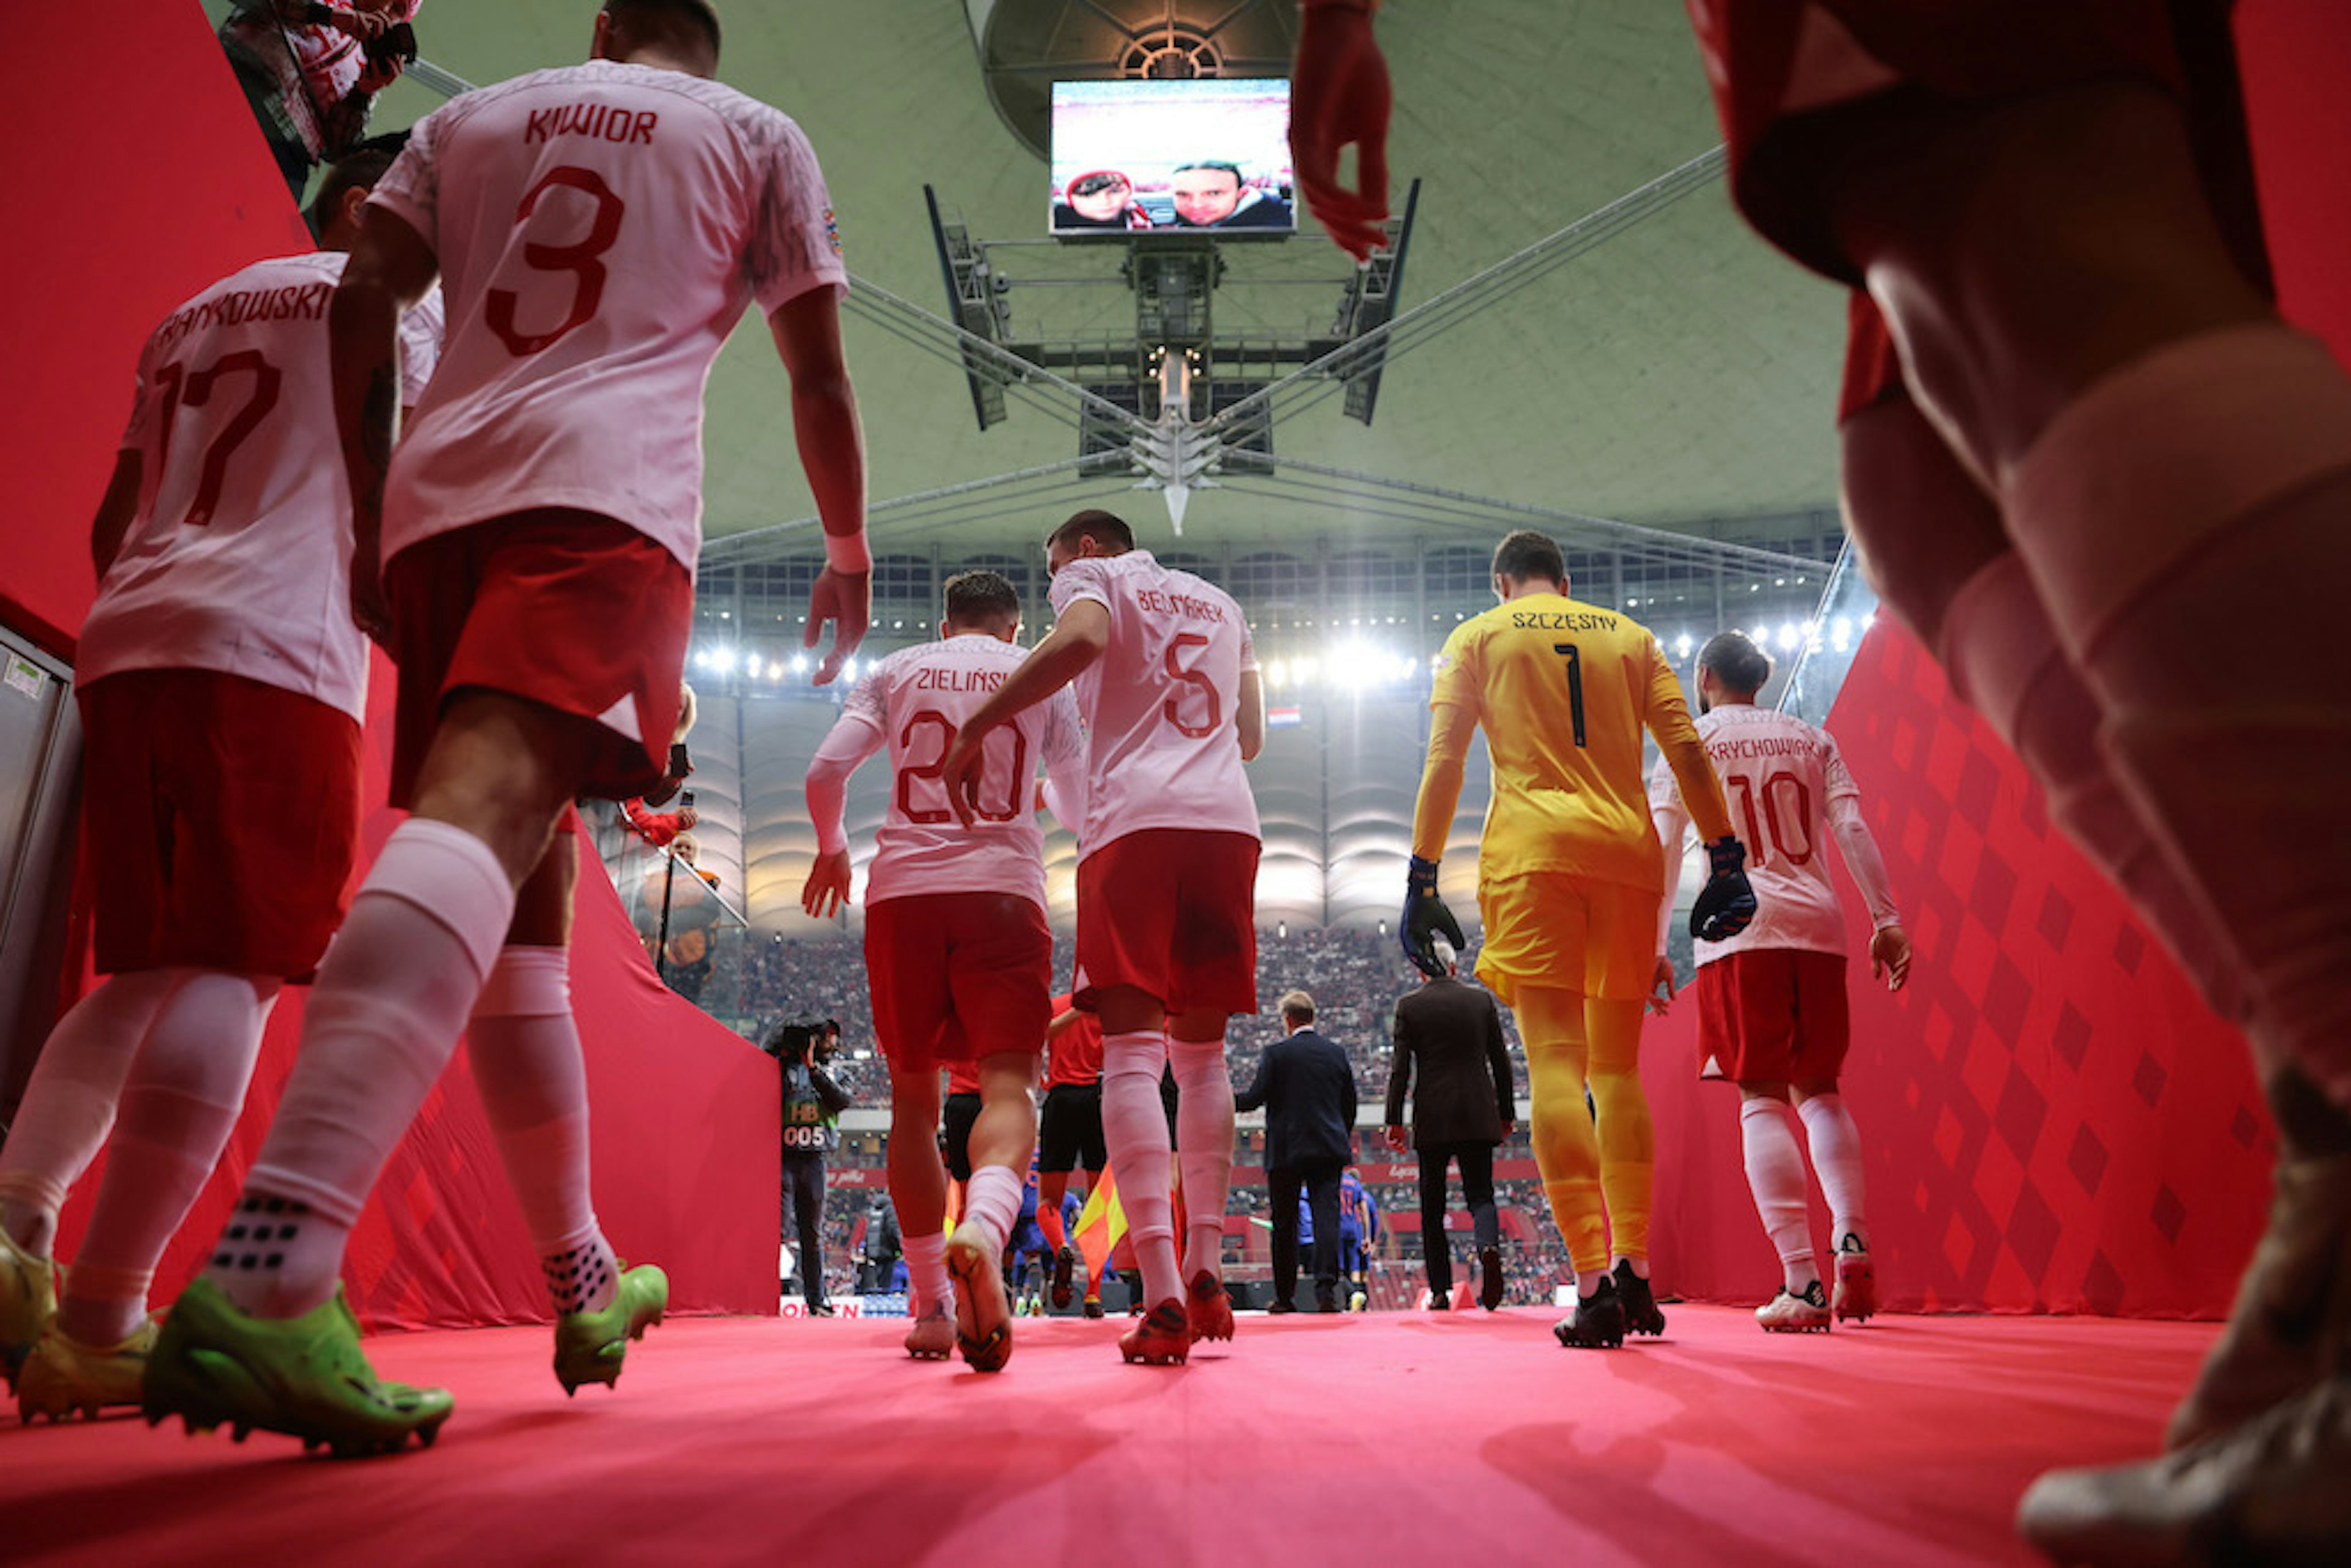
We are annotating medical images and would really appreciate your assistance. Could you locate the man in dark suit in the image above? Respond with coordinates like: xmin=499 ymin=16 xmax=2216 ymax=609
xmin=1387 ymin=961 xmax=1517 ymax=1310
xmin=1236 ymin=991 xmax=1357 ymax=1313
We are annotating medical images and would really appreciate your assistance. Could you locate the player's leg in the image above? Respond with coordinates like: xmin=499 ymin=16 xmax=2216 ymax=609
xmin=947 ymin=1051 xmax=1037 ymax=1372
xmin=884 ymin=1065 xmax=954 ymax=1360
xmin=868 ymin=897 xmax=956 ymax=1353
xmin=1097 ymin=983 xmax=1188 ymax=1360
xmin=1169 ymin=1005 xmax=1239 ymax=1341
xmin=1165 ymin=831 xmax=1257 ymax=1338
xmin=1588 ymin=997 xmax=1658 ymax=1307
xmin=1824 ymin=78 xmax=2351 ymax=1105
xmin=471 ymin=835 xmax=664 ymax=1395
xmin=0 ymin=678 xmax=200 ymax=1374
xmin=0 ymin=972 xmax=176 ymax=1381
xmin=18 ymin=969 xmax=277 ymax=1421
xmin=1843 ymin=369 xmax=2248 ymax=1021
xmin=147 ymin=689 xmax=591 ymax=1452
xmin=1417 ymin=1146 xmax=1455 ymax=1302
xmin=1586 ymin=883 xmax=1665 ymax=1334
xmin=1514 ymin=984 xmax=1621 ymax=1348
xmin=1807 ymin=54 xmax=2351 ymax=1557
xmin=1786 ymin=953 xmax=1871 ymax=1325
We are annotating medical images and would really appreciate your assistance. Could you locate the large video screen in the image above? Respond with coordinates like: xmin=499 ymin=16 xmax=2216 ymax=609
xmin=1048 ymin=78 xmax=1294 ymax=238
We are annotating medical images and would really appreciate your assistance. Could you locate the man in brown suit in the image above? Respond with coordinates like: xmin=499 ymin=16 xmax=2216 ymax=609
xmin=1385 ymin=961 xmax=1517 ymax=1310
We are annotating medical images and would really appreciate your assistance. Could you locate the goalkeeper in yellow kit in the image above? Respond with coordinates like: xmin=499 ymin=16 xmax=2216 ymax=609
xmin=1404 ymin=530 xmax=1755 ymax=1349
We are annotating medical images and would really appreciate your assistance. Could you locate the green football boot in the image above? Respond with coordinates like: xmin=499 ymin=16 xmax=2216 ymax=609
xmin=17 ymin=1317 xmax=158 ymax=1423
xmin=552 ymin=1262 xmax=667 ymax=1395
xmin=0 ymin=1227 xmax=59 ymax=1390
xmin=141 ymin=1278 xmax=452 ymax=1456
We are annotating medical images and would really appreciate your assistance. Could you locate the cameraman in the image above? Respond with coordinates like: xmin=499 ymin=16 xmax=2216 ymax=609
xmin=766 ymin=1015 xmax=852 ymax=1315
xmin=219 ymin=1 xmax=424 ymax=206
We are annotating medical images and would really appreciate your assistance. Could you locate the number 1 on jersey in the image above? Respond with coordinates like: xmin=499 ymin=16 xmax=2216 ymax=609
xmin=1552 ymin=643 xmax=1587 ymax=748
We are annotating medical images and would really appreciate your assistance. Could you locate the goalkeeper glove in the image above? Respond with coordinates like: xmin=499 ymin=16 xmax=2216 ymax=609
xmin=1401 ymin=855 xmax=1466 ymax=978
xmin=1690 ymin=835 xmax=1758 ymax=942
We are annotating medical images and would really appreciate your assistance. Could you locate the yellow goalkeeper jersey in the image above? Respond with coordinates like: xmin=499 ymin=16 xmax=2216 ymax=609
xmin=1417 ymin=593 xmax=1730 ymax=890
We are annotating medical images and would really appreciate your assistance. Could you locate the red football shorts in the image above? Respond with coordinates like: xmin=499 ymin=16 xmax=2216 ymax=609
xmin=1073 ymin=828 xmax=1260 ymax=1018
xmin=382 ymin=511 xmax=691 ymax=808
xmin=1684 ymin=1 xmax=2252 ymax=287
xmin=77 ymin=669 xmax=362 ymax=979
xmin=1693 ymin=948 xmax=1853 ymax=1084
xmin=864 ymin=892 xmax=1053 ymax=1072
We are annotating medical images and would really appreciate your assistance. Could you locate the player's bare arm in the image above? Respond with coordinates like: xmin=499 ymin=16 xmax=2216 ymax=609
xmin=940 ymin=599 xmax=1108 ymax=827
xmin=769 ymin=290 xmax=869 ymax=685
xmin=1289 ymin=0 xmax=1391 ymax=263
xmin=87 ymin=450 xmax=143 ymax=579
xmin=1825 ymin=790 xmax=1912 ymax=991
xmin=328 ymin=206 xmax=437 ymax=647
xmin=1237 ymin=669 xmax=1266 ymax=762
xmin=801 ymin=707 xmax=881 ymax=919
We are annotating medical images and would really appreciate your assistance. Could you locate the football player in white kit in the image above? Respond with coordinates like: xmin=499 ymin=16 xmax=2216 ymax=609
xmin=0 ymin=149 xmax=438 ymax=1425
xmin=941 ymin=509 xmax=1264 ymax=1367
xmin=1650 ymin=631 xmax=1913 ymax=1334
xmin=145 ymin=0 xmax=869 ymax=1454
xmin=801 ymin=571 xmax=1087 ymax=1372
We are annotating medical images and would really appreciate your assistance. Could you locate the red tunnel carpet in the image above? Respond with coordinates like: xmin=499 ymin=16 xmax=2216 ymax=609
xmin=0 ymin=1309 xmax=2218 ymax=1566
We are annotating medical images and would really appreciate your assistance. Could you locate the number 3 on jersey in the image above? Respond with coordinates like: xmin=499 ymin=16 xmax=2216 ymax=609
xmin=487 ymin=165 xmax=626 ymax=356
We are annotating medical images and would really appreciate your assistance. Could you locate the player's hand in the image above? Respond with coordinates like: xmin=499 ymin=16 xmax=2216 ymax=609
xmin=1870 ymin=924 xmax=1913 ymax=992
xmin=801 ymin=850 xmax=852 ymax=920
xmin=1384 ymin=1125 xmax=1408 ymax=1153
xmin=1289 ymin=4 xmax=1392 ymax=262
xmin=804 ymin=566 xmax=870 ymax=685
xmin=1648 ymin=956 xmax=1677 ymax=1016
xmin=356 ymin=52 xmax=406 ymax=93
xmin=939 ymin=723 xmax=987 ymax=830
xmin=1400 ymin=855 xmax=1464 ymax=979
xmin=328 ymin=7 xmax=389 ymax=40
xmin=677 ymin=805 xmax=699 ymax=831
xmin=1690 ymin=835 xmax=1758 ymax=943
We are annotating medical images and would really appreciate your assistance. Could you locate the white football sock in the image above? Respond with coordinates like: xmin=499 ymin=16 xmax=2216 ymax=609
xmin=468 ymin=945 xmax=614 ymax=1315
xmin=957 ymin=1165 xmax=1024 ymax=1259
xmin=2005 ymin=322 xmax=2351 ymax=1105
xmin=1100 ymin=1029 xmax=1179 ymax=1306
xmin=1798 ymin=1093 xmax=1869 ymax=1255
xmin=214 ymin=819 xmax=514 ymax=1316
xmin=61 ymin=971 xmax=276 ymax=1346
xmin=904 ymin=1231 xmax=951 ymax=1317
xmin=1741 ymin=1097 xmax=1817 ymax=1291
xmin=1165 ymin=1032 xmax=1235 ymax=1282
xmin=1940 ymin=552 xmax=2249 ymax=1021
xmin=0 ymin=970 xmax=178 ymax=1256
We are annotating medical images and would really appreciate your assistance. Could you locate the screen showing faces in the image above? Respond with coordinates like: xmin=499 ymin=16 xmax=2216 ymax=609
xmin=1049 ymin=78 xmax=1295 ymax=238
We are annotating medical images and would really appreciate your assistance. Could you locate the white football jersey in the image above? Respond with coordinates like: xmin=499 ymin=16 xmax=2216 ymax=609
xmin=1651 ymin=703 xmax=1859 ymax=964
xmin=77 ymin=250 xmax=408 ymax=721
xmin=1048 ymin=550 xmax=1260 ymax=857
xmin=369 ymin=60 xmax=847 ymax=572
xmin=833 ymin=636 xmax=1088 ymax=908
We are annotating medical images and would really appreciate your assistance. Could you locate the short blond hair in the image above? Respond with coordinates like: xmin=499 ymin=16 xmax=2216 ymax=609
xmin=1278 ymin=990 xmax=1315 ymax=1024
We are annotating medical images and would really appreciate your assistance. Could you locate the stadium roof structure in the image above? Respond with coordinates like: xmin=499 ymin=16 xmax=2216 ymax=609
xmin=354 ymin=0 xmax=1854 ymax=569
